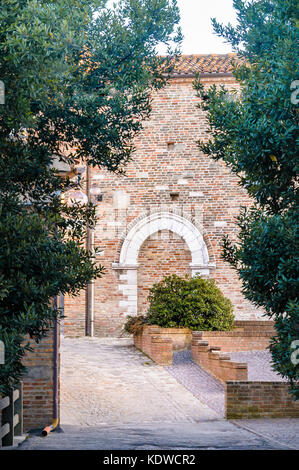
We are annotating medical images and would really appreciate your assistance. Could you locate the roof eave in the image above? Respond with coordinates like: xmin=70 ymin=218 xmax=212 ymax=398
xmin=169 ymin=72 xmax=234 ymax=79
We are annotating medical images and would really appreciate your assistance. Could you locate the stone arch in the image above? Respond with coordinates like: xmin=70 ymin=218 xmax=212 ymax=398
xmin=113 ymin=212 xmax=216 ymax=316
xmin=120 ymin=212 xmax=209 ymax=267
xmin=114 ymin=208 xmax=215 ymax=265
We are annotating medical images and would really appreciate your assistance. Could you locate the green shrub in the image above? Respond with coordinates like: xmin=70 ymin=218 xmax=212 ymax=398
xmin=146 ymin=274 xmax=234 ymax=330
xmin=123 ymin=315 xmax=149 ymax=335
xmin=269 ymin=308 xmax=299 ymax=401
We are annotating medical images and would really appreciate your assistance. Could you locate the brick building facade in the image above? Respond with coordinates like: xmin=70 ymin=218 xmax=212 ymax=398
xmin=64 ymin=54 xmax=263 ymax=338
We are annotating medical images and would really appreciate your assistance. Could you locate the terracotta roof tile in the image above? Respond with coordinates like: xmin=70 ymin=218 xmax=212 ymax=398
xmin=169 ymin=53 xmax=237 ymax=76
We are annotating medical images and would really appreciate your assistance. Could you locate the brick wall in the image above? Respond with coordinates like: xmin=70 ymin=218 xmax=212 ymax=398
xmin=64 ymin=291 xmax=86 ymax=337
xmin=64 ymin=74 xmax=263 ymax=337
xmin=192 ymin=321 xmax=275 ymax=352
xmin=226 ymin=381 xmax=299 ymax=419
xmin=21 ymin=329 xmax=58 ymax=431
xmin=138 ymin=230 xmax=191 ymax=315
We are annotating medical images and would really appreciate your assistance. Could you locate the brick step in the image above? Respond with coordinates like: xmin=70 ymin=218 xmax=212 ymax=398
xmin=191 ymin=335 xmax=248 ymax=382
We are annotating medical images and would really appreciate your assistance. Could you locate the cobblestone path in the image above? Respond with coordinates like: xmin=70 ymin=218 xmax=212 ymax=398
xmin=165 ymin=350 xmax=225 ymax=417
xmin=60 ymin=337 xmax=218 ymax=426
xmin=229 ymin=350 xmax=286 ymax=381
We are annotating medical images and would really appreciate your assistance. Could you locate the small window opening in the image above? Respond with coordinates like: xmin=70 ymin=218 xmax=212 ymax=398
xmin=170 ymin=192 xmax=179 ymax=201
xmin=167 ymin=142 xmax=175 ymax=150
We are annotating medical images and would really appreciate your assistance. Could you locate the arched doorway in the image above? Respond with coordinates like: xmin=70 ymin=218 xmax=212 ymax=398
xmin=137 ymin=229 xmax=192 ymax=315
xmin=113 ymin=211 xmax=215 ymax=317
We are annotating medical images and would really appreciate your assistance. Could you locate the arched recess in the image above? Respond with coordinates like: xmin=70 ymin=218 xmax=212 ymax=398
xmin=112 ymin=212 xmax=215 ymax=316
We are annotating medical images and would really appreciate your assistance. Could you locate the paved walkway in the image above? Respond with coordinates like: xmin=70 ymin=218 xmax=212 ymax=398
xmin=18 ymin=337 xmax=299 ymax=450
xmin=166 ymin=350 xmax=225 ymax=416
xmin=230 ymin=350 xmax=285 ymax=381
xmin=59 ymin=337 xmax=218 ymax=426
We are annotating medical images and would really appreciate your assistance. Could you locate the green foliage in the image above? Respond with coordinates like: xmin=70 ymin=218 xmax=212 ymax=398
xmin=270 ymin=305 xmax=299 ymax=400
xmin=0 ymin=0 xmax=181 ymax=394
xmin=0 ymin=207 xmax=104 ymax=395
xmin=194 ymin=0 xmax=298 ymax=396
xmin=145 ymin=274 xmax=234 ymax=331
xmin=0 ymin=0 xmax=95 ymax=127
xmin=123 ymin=315 xmax=149 ymax=335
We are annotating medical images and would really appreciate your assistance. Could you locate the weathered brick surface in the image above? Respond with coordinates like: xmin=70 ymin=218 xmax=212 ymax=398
xmin=21 ymin=329 xmax=59 ymax=431
xmin=150 ymin=336 xmax=173 ymax=366
xmin=138 ymin=231 xmax=191 ymax=315
xmin=226 ymin=381 xmax=299 ymax=419
xmin=234 ymin=321 xmax=275 ymax=332
xmin=64 ymin=73 xmax=263 ymax=337
xmin=156 ymin=327 xmax=192 ymax=351
xmin=64 ymin=291 xmax=86 ymax=337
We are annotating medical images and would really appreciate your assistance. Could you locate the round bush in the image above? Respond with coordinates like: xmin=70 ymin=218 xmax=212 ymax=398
xmin=146 ymin=274 xmax=234 ymax=331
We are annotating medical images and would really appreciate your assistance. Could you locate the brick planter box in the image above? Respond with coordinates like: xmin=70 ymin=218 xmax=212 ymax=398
xmin=134 ymin=321 xmax=275 ymax=365
xmin=133 ymin=325 xmax=191 ymax=365
xmin=155 ymin=327 xmax=192 ymax=351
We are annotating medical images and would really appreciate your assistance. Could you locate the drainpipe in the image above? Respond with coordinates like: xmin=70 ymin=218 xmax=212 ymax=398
xmin=89 ymin=230 xmax=95 ymax=337
xmin=85 ymin=163 xmax=94 ymax=337
xmin=41 ymin=296 xmax=59 ymax=436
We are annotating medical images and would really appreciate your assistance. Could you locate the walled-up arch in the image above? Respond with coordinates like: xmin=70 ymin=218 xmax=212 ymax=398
xmin=112 ymin=212 xmax=215 ymax=316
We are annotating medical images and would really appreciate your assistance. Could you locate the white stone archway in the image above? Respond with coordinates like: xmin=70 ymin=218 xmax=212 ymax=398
xmin=112 ymin=212 xmax=215 ymax=316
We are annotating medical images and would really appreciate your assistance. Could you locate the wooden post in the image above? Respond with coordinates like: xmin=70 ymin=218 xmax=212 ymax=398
xmin=14 ymin=382 xmax=23 ymax=437
xmin=2 ymin=388 xmax=14 ymax=446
